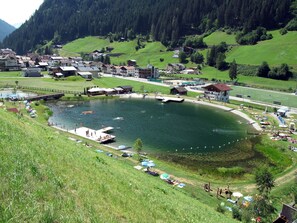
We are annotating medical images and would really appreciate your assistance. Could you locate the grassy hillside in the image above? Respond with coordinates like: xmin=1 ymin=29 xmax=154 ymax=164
xmin=0 ymin=108 xmax=238 ymax=222
xmin=60 ymin=37 xmax=179 ymax=68
xmin=202 ymin=30 xmax=297 ymax=68
xmin=226 ymin=30 xmax=297 ymax=67
xmin=203 ymin=31 xmax=237 ymax=45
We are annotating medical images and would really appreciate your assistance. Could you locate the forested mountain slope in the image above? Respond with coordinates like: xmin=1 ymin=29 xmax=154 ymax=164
xmin=1 ymin=0 xmax=294 ymax=54
xmin=0 ymin=19 xmax=15 ymax=42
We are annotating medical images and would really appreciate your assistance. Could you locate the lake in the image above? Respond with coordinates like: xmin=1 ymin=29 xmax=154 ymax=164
xmin=48 ymin=97 xmax=254 ymax=156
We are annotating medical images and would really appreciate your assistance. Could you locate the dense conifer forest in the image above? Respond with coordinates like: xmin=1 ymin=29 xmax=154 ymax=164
xmin=1 ymin=0 xmax=296 ymax=54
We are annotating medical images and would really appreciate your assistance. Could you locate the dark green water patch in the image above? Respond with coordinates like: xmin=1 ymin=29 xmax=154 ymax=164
xmin=48 ymin=97 xmax=260 ymax=169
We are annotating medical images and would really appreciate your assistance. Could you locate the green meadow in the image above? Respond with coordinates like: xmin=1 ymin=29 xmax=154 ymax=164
xmin=203 ymin=31 xmax=237 ymax=45
xmin=60 ymin=37 xmax=179 ymax=68
xmin=226 ymin=30 xmax=297 ymax=67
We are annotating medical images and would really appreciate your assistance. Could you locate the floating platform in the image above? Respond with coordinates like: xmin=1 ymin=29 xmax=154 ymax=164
xmin=155 ymin=96 xmax=184 ymax=103
xmin=69 ymin=126 xmax=115 ymax=144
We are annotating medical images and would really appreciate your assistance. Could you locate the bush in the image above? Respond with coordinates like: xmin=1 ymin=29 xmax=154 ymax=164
xmin=279 ymin=28 xmax=288 ymax=35
xmin=217 ymin=167 xmax=245 ymax=177
xmin=216 ymin=203 xmax=226 ymax=214
xmin=232 ymin=206 xmax=242 ymax=221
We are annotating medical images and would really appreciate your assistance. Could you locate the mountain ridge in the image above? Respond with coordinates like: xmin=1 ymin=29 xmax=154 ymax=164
xmin=0 ymin=19 xmax=15 ymax=42
xmin=0 ymin=0 xmax=294 ymax=54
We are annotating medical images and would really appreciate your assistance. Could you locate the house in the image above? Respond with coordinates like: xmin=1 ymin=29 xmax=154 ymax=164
xmin=58 ymin=66 xmax=77 ymax=77
xmin=0 ymin=48 xmax=16 ymax=56
xmin=180 ymin=69 xmax=196 ymax=75
xmin=101 ymin=64 xmax=113 ymax=74
xmin=277 ymin=106 xmax=289 ymax=117
xmin=166 ymin=63 xmax=185 ymax=74
xmin=170 ymin=87 xmax=187 ymax=95
xmin=76 ymin=65 xmax=100 ymax=78
xmin=22 ymin=67 xmax=43 ymax=77
xmin=38 ymin=62 xmax=49 ymax=71
xmin=125 ymin=66 xmax=137 ymax=77
xmin=127 ymin=59 xmax=137 ymax=66
xmin=202 ymin=83 xmax=232 ymax=102
xmin=273 ymin=204 xmax=297 ymax=223
xmin=77 ymin=72 xmax=93 ymax=80
xmin=137 ymin=65 xmax=159 ymax=79
xmin=0 ymin=55 xmax=21 ymax=71
xmin=117 ymin=86 xmax=133 ymax=94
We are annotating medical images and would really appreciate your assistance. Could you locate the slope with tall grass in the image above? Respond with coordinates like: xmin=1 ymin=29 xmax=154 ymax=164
xmin=0 ymin=109 xmax=236 ymax=222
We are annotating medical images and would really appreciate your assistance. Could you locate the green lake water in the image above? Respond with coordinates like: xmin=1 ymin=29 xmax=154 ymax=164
xmin=48 ymin=98 xmax=254 ymax=155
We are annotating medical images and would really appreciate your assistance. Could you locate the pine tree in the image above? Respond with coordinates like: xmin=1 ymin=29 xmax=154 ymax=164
xmin=229 ymin=59 xmax=237 ymax=80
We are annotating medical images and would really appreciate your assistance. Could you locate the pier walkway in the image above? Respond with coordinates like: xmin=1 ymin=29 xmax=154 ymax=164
xmin=155 ymin=96 xmax=184 ymax=103
xmin=69 ymin=126 xmax=115 ymax=144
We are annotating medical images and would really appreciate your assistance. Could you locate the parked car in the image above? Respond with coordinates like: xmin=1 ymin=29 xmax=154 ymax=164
xmin=121 ymin=152 xmax=132 ymax=157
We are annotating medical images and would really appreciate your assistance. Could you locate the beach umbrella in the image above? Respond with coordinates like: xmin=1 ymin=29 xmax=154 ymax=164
xmin=160 ymin=173 xmax=170 ymax=180
xmin=233 ymin=192 xmax=243 ymax=198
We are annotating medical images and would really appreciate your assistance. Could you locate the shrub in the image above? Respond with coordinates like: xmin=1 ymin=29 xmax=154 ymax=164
xmin=216 ymin=203 xmax=226 ymax=214
xmin=217 ymin=166 xmax=245 ymax=177
xmin=279 ymin=28 xmax=288 ymax=35
xmin=232 ymin=206 xmax=242 ymax=221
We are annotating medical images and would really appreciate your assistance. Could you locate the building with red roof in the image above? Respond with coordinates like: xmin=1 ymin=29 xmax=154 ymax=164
xmin=202 ymin=83 xmax=232 ymax=102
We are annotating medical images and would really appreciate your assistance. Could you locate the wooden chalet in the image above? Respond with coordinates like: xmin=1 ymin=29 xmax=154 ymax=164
xmin=170 ymin=87 xmax=188 ymax=95
xmin=202 ymin=83 xmax=232 ymax=102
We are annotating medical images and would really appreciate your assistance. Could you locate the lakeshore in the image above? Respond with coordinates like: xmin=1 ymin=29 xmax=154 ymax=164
xmin=121 ymin=93 xmax=262 ymax=131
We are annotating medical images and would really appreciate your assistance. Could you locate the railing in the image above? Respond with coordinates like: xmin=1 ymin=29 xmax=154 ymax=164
xmin=0 ymin=84 xmax=83 ymax=95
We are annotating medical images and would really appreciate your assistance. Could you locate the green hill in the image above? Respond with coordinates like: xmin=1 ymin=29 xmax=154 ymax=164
xmin=202 ymin=30 xmax=297 ymax=67
xmin=60 ymin=37 xmax=179 ymax=68
xmin=226 ymin=30 xmax=297 ymax=67
xmin=0 ymin=108 xmax=236 ymax=222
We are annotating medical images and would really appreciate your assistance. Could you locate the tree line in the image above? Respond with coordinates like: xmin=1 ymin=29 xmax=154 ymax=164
xmin=0 ymin=0 xmax=294 ymax=54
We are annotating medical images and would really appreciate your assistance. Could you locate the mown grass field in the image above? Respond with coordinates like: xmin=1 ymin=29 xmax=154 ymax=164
xmin=226 ymin=30 xmax=297 ymax=67
xmin=0 ymin=107 xmax=239 ymax=222
xmin=203 ymin=31 xmax=237 ymax=45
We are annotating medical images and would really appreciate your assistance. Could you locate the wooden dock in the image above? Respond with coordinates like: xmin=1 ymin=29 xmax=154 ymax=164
xmin=69 ymin=126 xmax=116 ymax=144
xmin=26 ymin=93 xmax=65 ymax=101
xmin=155 ymin=96 xmax=184 ymax=103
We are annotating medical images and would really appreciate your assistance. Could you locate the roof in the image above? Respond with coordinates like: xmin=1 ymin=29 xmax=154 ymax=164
xmin=118 ymin=85 xmax=133 ymax=90
xmin=280 ymin=204 xmax=297 ymax=223
xmin=77 ymin=66 xmax=99 ymax=72
xmin=88 ymin=88 xmax=104 ymax=93
xmin=60 ymin=66 xmax=77 ymax=71
xmin=203 ymin=83 xmax=232 ymax=92
xmin=78 ymin=72 xmax=93 ymax=76
xmin=38 ymin=62 xmax=48 ymax=66
xmin=171 ymin=87 xmax=187 ymax=93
